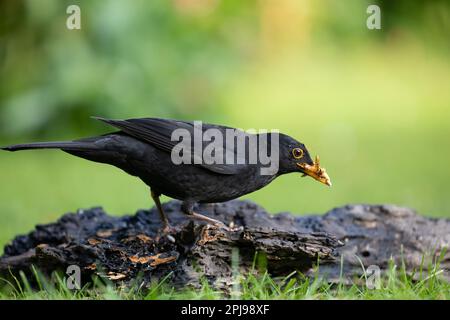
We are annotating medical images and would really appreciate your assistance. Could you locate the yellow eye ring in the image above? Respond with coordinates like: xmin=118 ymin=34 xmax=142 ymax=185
xmin=292 ymin=148 xmax=304 ymax=159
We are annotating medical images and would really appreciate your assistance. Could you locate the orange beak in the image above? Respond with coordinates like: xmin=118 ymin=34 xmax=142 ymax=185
xmin=296 ymin=155 xmax=332 ymax=187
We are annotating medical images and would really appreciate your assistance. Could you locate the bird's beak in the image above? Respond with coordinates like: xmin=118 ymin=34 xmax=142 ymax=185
xmin=296 ymin=155 xmax=332 ymax=187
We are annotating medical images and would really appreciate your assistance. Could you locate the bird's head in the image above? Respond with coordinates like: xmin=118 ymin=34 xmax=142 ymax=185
xmin=278 ymin=134 xmax=332 ymax=186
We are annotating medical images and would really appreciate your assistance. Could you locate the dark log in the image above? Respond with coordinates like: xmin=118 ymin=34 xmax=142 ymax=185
xmin=1 ymin=200 xmax=449 ymax=289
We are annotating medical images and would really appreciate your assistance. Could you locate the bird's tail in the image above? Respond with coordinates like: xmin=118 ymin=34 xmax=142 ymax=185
xmin=1 ymin=141 xmax=97 ymax=152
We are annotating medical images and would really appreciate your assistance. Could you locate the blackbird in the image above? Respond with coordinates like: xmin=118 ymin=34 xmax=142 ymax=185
xmin=1 ymin=117 xmax=331 ymax=232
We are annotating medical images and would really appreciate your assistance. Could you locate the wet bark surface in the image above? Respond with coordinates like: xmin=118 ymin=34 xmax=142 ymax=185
xmin=1 ymin=200 xmax=449 ymax=289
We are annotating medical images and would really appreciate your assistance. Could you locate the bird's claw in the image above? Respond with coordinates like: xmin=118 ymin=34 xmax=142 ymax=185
xmin=157 ymin=225 xmax=177 ymax=243
xmin=161 ymin=225 xmax=175 ymax=234
xmin=211 ymin=221 xmax=243 ymax=232
xmin=185 ymin=212 xmax=243 ymax=232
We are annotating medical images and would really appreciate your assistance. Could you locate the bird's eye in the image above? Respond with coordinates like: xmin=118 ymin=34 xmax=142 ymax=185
xmin=292 ymin=148 xmax=304 ymax=159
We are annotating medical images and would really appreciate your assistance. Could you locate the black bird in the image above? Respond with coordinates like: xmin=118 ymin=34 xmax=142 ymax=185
xmin=1 ymin=117 xmax=331 ymax=233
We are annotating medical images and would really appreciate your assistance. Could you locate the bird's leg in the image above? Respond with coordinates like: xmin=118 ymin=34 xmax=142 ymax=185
xmin=181 ymin=201 xmax=235 ymax=231
xmin=150 ymin=190 xmax=172 ymax=234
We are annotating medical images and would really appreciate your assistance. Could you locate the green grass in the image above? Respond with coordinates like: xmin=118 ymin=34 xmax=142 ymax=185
xmin=1 ymin=257 xmax=449 ymax=300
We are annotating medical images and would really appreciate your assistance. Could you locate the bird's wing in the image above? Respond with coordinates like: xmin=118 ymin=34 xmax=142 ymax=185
xmin=92 ymin=117 xmax=247 ymax=175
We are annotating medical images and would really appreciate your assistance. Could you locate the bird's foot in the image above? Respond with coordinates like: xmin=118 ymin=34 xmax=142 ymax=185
xmin=162 ymin=224 xmax=176 ymax=234
xmin=156 ymin=224 xmax=177 ymax=243
xmin=211 ymin=221 xmax=243 ymax=232
xmin=187 ymin=212 xmax=243 ymax=232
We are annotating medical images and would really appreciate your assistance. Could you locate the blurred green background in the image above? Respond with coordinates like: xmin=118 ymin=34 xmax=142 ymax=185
xmin=1 ymin=0 xmax=449 ymax=251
